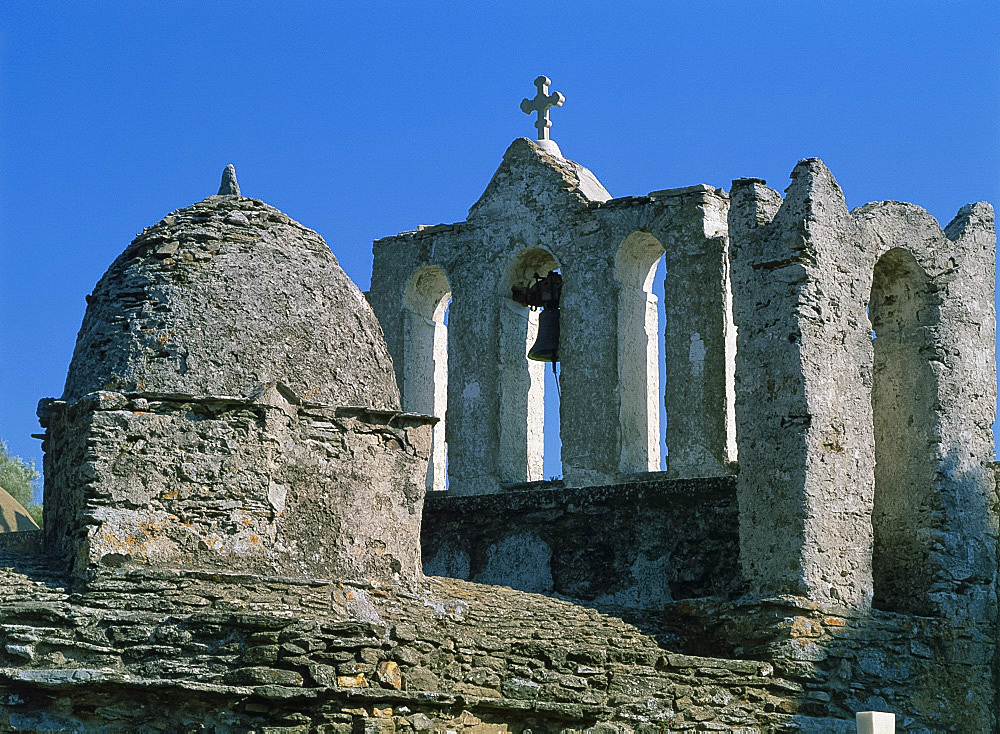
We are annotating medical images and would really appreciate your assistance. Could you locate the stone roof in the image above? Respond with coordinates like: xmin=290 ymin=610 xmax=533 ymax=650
xmin=0 ymin=486 xmax=37 ymax=532
xmin=63 ymin=185 xmax=400 ymax=409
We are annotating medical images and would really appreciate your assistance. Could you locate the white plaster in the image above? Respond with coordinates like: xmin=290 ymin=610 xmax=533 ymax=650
xmin=534 ymin=139 xmax=563 ymax=158
xmin=402 ymin=266 xmax=451 ymax=491
xmin=475 ymin=532 xmax=553 ymax=593
xmin=689 ymin=332 xmax=706 ymax=376
xmin=615 ymin=232 xmax=664 ymax=474
xmin=723 ymin=254 xmax=739 ymax=463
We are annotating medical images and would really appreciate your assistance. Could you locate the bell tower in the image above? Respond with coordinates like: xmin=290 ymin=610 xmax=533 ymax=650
xmin=368 ymin=77 xmax=737 ymax=494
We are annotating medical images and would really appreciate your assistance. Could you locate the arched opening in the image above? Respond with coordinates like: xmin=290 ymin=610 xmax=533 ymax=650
xmin=615 ymin=231 xmax=667 ymax=473
xmin=403 ymin=266 xmax=451 ymax=491
xmin=499 ymin=248 xmax=561 ymax=483
xmin=869 ymin=247 xmax=938 ymax=614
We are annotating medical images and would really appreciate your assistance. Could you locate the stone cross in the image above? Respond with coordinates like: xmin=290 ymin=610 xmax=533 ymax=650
xmin=520 ymin=76 xmax=565 ymax=142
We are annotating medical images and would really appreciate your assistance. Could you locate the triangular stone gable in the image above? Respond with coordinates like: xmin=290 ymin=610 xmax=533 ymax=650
xmin=467 ymin=138 xmax=611 ymax=221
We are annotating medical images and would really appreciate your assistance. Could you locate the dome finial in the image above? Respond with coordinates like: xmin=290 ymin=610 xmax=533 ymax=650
xmin=218 ymin=164 xmax=241 ymax=196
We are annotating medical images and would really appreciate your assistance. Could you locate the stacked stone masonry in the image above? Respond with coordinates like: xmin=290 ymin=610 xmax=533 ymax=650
xmin=0 ymin=134 xmax=994 ymax=732
xmin=64 ymin=194 xmax=399 ymax=409
xmin=421 ymin=477 xmax=742 ymax=607
xmin=0 ymin=546 xmax=992 ymax=732
xmin=0 ymin=548 xmax=786 ymax=732
xmin=39 ymin=390 xmax=432 ymax=586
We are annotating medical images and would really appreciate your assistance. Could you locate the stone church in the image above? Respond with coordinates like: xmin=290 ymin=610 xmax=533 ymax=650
xmin=0 ymin=78 xmax=996 ymax=732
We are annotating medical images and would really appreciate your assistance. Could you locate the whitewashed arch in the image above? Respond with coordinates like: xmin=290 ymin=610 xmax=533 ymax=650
xmin=498 ymin=247 xmax=560 ymax=483
xmin=403 ymin=266 xmax=451 ymax=491
xmin=615 ymin=231 xmax=665 ymax=474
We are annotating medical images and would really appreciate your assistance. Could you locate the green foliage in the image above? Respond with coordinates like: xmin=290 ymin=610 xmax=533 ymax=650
xmin=0 ymin=441 xmax=43 ymax=525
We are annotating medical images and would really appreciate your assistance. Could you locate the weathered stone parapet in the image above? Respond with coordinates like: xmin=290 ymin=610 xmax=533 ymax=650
xmin=730 ymin=161 xmax=881 ymax=613
xmin=730 ymin=159 xmax=998 ymax=618
xmin=422 ymin=475 xmax=741 ymax=606
xmin=38 ymin=388 xmax=434 ymax=587
xmin=856 ymin=199 xmax=998 ymax=618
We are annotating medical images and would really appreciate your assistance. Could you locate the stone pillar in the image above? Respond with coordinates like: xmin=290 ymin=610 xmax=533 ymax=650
xmin=445 ymin=274 xmax=502 ymax=495
xmin=368 ymin=238 xmax=414 ymax=399
xmin=559 ymin=259 xmax=620 ymax=486
xmin=653 ymin=189 xmax=735 ymax=478
xmin=497 ymin=298 xmax=544 ymax=482
xmin=398 ymin=265 xmax=451 ymax=492
xmin=933 ymin=202 xmax=998 ymax=620
xmin=729 ymin=161 xmax=875 ymax=613
xmin=402 ymin=311 xmax=449 ymax=491
xmin=616 ymin=281 xmax=660 ymax=473
xmin=613 ymin=230 xmax=666 ymax=475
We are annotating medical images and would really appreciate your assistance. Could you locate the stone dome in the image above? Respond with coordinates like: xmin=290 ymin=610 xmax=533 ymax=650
xmin=63 ymin=172 xmax=400 ymax=409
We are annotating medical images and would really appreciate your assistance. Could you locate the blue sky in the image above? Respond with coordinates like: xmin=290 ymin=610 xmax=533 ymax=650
xmin=2 ymin=2 xmax=998 ymax=495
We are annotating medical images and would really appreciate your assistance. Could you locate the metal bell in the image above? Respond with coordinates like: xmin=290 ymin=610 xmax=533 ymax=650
xmin=528 ymin=306 xmax=560 ymax=362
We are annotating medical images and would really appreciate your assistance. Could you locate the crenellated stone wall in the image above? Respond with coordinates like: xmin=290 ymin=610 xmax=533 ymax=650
xmin=729 ymin=161 xmax=997 ymax=618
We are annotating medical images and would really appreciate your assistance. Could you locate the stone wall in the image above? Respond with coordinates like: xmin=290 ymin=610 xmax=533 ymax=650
xmin=729 ymin=162 xmax=997 ymax=617
xmin=0 ymin=548 xmax=992 ymax=732
xmin=421 ymin=477 xmax=741 ymax=607
xmin=0 ymin=530 xmax=41 ymax=554
xmin=39 ymin=388 xmax=433 ymax=586
xmin=702 ymin=596 xmax=997 ymax=733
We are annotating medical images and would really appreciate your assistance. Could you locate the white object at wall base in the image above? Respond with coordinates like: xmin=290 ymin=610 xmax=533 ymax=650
xmin=856 ymin=711 xmax=894 ymax=734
